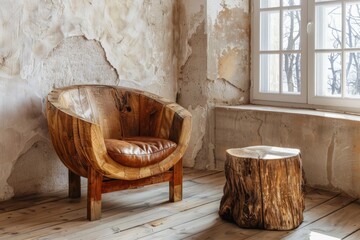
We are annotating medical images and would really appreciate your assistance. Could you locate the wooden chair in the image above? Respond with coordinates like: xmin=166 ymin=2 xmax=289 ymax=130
xmin=46 ymin=85 xmax=192 ymax=220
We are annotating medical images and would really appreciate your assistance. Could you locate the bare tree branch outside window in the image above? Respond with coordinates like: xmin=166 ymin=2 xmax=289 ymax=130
xmin=283 ymin=0 xmax=301 ymax=93
xmin=327 ymin=4 xmax=360 ymax=96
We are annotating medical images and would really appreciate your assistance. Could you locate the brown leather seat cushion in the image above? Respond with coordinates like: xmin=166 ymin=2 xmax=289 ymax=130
xmin=104 ymin=137 xmax=177 ymax=168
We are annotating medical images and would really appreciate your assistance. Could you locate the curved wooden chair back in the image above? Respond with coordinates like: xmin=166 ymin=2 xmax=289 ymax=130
xmin=46 ymin=85 xmax=192 ymax=220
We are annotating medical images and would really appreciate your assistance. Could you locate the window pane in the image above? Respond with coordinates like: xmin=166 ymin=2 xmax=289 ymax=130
xmin=315 ymin=52 xmax=342 ymax=97
xmin=260 ymin=54 xmax=280 ymax=93
xmin=260 ymin=0 xmax=280 ymax=8
xmin=260 ymin=11 xmax=280 ymax=51
xmin=315 ymin=4 xmax=342 ymax=49
xmin=282 ymin=53 xmax=301 ymax=94
xmin=283 ymin=0 xmax=300 ymax=7
xmin=346 ymin=3 xmax=360 ymax=49
xmin=283 ymin=9 xmax=301 ymax=50
xmin=345 ymin=52 xmax=360 ymax=97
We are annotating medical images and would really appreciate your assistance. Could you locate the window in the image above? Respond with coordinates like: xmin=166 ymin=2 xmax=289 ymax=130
xmin=252 ymin=0 xmax=360 ymax=111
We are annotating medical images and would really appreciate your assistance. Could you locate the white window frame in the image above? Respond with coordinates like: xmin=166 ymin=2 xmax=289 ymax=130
xmin=308 ymin=0 xmax=360 ymax=109
xmin=251 ymin=0 xmax=360 ymax=113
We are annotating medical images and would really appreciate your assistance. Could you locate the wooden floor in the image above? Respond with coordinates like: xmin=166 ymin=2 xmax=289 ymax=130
xmin=1 ymin=169 xmax=360 ymax=240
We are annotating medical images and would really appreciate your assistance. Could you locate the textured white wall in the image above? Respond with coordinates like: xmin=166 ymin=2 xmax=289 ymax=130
xmin=178 ymin=0 xmax=250 ymax=169
xmin=0 ymin=0 xmax=178 ymax=200
xmin=0 ymin=0 xmax=251 ymax=201
xmin=216 ymin=107 xmax=360 ymax=197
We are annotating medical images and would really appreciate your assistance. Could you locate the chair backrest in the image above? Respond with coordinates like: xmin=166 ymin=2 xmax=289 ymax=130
xmin=47 ymin=84 xmax=192 ymax=180
xmin=57 ymin=85 xmax=167 ymax=140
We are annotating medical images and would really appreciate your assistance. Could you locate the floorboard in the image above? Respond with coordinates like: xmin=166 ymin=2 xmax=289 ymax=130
xmin=344 ymin=229 xmax=360 ymax=240
xmin=0 ymin=168 xmax=359 ymax=240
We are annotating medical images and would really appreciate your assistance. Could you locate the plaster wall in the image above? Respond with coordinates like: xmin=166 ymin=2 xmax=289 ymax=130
xmin=0 ymin=0 xmax=251 ymax=201
xmin=0 ymin=0 xmax=178 ymax=201
xmin=178 ymin=0 xmax=251 ymax=169
xmin=215 ymin=106 xmax=360 ymax=197
xmin=177 ymin=0 xmax=207 ymax=168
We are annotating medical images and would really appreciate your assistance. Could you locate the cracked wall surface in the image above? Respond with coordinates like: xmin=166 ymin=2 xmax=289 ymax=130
xmin=178 ymin=0 xmax=250 ymax=169
xmin=177 ymin=0 xmax=207 ymax=168
xmin=215 ymin=107 xmax=360 ymax=197
xmin=0 ymin=0 xmax=251 ymax=200
xmin=207 ymin=0 xmax=250 ymax=99
xmin=0 ymin=0 xmax=178 ymax=201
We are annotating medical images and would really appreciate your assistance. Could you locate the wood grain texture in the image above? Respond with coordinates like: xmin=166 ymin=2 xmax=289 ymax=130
xmin=219 ymin=146 xmax=305 ymax=230
xmin=139 ymin=94 xmax=164 ymax=137
xmin=219 ymin=156 xmax=262 ymax=228
xmin=101 ymin=171 xmax=173 ymax=194
xmin=260 ymin=154 xmax=304 ymax=230
xmin=87 ymin=167 xmax=102 ymax=221
xmin=68 ymin=169 xmax=81 ymax=198
xmin=46 ymin=84 xmax=192 ymax=180
xmin=344 ymin=229 xmax=360 ymax=240
xmin=169 ymin=158 xmax=183 ymax=202
xmin=283 ymin=201 xmax=360 ymax=239
xmin=2 ymin=169 xmax=360 ymax=240
xmin=46 ymin=84 xmax=192 ymax=220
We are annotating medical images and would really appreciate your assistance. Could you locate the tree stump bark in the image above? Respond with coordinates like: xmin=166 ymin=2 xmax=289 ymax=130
xmin=219 ymin=146 xmax=305 ymax=230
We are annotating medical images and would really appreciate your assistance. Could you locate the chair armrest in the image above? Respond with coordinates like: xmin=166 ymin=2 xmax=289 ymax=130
xmin=165 ymin=103 xmax=192 ymax=152
xmin=46 ymin=98 xmax=96 ymax=178
xmin=47 ymin=85 xmax=192 ymax=181
xmin=83 ymin=102 xmax=192 ymax=180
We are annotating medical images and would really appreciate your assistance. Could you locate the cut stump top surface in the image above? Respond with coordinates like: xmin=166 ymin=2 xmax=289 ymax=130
xmin=226 ymin=145 xmax=300 ymax=160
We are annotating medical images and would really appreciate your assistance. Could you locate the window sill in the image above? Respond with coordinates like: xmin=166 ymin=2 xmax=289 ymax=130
xmin=215 ymin=104 xmax=360 ymax=122
xmin=215 ymin=103 xmax=360 ymax=198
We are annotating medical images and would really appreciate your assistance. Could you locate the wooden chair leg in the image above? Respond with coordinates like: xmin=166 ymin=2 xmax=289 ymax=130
xmin=87 ymin=167 xmax=103 ymax=221
xmin=69 ymin=169 xmax=81 ymax=198
xmin=169 ymin=158 xmax=183 ymax=202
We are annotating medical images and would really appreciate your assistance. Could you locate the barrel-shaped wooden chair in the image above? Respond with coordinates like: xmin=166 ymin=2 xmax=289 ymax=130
xmin=46 ymin=85 xmax=192 ymax=220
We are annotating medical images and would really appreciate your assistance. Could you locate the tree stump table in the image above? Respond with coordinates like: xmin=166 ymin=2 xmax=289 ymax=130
xmin=219 ymin=146 xmax=305 ymax=230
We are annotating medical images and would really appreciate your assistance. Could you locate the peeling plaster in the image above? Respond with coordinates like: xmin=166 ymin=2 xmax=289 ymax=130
xmin=40 ymin=36 xmax=119 ymax=98
xmin=0 ymin=0 xmax=252 ymax=200
xmin=0 ymin=0 xmax=179 ymax=200
xmin=177 ymin=1 xmax=208 ymax=168
xmin=8 ymin=140 xmax=65 ymax=196
xmin=178 ymin=0 xmax=251 ymax=169
xmin=207 ymin=1 xmax=250 ymax=86
xmin=207 ymin=2 xmax=250 ymax=108
xmin=0 ymin=79 xmax=49 ymax=200
xmin=182 ymin=105 xmax=207 ymax=167
xmin=178 ymin=18 xmax=207 ymax=108
xmin=177 ymin=0 xmax=206 ymax=68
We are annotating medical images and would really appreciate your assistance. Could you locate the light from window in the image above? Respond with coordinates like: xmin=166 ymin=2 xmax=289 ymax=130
xmin=252 ymin=0 xmax=360 ymax=110
xmin=315 ymin=2 xmax=360 ymax=99
xmin=259 ymin=0 xmax=301 ymax=95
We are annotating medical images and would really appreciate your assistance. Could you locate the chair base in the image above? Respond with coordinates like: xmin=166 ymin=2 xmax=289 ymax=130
xmin=68 ymin=159 xmax=183 ymax=221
